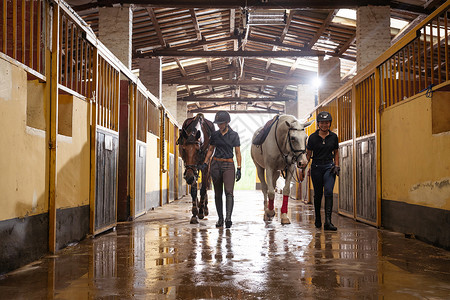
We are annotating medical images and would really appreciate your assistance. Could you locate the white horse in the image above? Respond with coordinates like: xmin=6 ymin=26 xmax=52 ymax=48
xmin=251 ymin=115 xmax=313 ymax=224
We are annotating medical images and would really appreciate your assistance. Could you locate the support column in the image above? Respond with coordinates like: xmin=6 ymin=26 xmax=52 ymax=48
xmin=138 ymin=58 xmax=162 ymax=100
xmin=285 ymin=99 xmax=298 ymax=118
xmin=177 ymin=101 xmax=187 ymax=124
xmin=162 ymin=84 xmax=178 ymax=121
xmin=98 ymin=6 xmax=133 ymax=69
xmin=356 ymin=6 xmax=391 ymax=72
xmin=318 ymin=57 xmax=341 ymax=104
xmin=297 ymin=84 xmax=317 ymax=121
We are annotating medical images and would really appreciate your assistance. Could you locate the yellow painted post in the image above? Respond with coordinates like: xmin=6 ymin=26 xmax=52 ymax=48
xmin=89 ymin=48 xmax=98 ymax=234
xmin=159 ymin=108 xmax=164 ymax=206
xmin=166 ymin=118 xmax=170 ymax=203
xmin=375 ymin=67 xmax=382 ymax=227
xmin=48 ymin=3 xmax=60 ymax=254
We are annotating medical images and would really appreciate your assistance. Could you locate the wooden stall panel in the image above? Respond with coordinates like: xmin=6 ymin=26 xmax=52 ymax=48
xmin=380 ymin=6 xmax=450 ymax=109
xmin=356 ymin=136 xmax=377 ymax=224
xmin=338 ymin=90 xmax=353 ymax=143
xmin=0 ymin=0 xmax=47 ymax=76
xmin=135 ymin=141 xmax=146 ymax=217
xmin=95 ymin=129 xmax=118 ymax=233
xmin=338 ymin=142 xmax=354 ymax=216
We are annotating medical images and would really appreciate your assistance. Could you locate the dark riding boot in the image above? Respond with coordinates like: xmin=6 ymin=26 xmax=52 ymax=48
xmin=225 ymin=194 xmax=234 ymax=228
xmin=314 ymin=197 xmax=322 ymax=228
xmin=215 ymin=195 xmax=224 ymax=228
xmin=324 ymin=196 xmax=337 ymax=231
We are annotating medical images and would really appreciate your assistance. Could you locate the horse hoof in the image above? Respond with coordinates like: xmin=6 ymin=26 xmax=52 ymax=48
xmin=190 ymin=216 xmax=199 ymax=224
xmin=265 ymin=209 xmax=275 ymax=219
xmin=281 ymin=213 xmax=291 ymax=225
xmin=198 ymin=208 xmax=204 ymax=219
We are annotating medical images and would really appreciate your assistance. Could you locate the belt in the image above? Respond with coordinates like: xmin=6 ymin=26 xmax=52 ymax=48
xmin=213 ymin=157 xmax=234 ymax=163
xmin=312 ymin=159 xmax=333 ymax=165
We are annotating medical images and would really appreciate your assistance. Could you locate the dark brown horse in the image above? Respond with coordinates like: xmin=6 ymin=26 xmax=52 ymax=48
xmin=177 ymin=114 xmax=214 ymax=224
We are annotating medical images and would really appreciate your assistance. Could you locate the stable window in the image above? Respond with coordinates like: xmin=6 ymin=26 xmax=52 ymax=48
xmin=432 ymin=91 xmax=450 ymax=134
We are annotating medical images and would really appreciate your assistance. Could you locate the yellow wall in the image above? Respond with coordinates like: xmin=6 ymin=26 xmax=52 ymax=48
xmin=146 ymin=133 xmax=160 ymax=196
xmin=0 ymin=59 xmax=47 ymax=220
xmin=381 ymin=93 xmax=450 ymax=210
xmin=56 ymin=95 xmax=90 ymax=209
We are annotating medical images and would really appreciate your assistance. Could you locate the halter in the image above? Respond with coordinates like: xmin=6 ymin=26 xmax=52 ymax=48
xmin=274 ymin=118 xmax=307 ymax=178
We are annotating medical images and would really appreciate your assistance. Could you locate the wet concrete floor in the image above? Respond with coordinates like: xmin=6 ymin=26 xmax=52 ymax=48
xmin=1 ymin=190 xmax=450 ymax=299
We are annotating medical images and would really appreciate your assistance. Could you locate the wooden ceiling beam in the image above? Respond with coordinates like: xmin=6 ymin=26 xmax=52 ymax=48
xmin=304 ymin=9 xmax=337 ymax=50
xmin=189 ymin=108 xmax=284 ymax=114
xmin=164 ymin=66 xmax=237 ymax=83
xmin=169 ymin=79 xmax=307 ymax=85
xmin=337 ymin=32 xmax=356 ymax=56
xmin=146 ymin=50 xmax=324 ymax=58
xmin=73 ymin=0 xmax=392 ymax=11
xmin=145 ymin=8 xmax=166 ymax=47
xmin=180 ymin=97 xmax=292 ymax=102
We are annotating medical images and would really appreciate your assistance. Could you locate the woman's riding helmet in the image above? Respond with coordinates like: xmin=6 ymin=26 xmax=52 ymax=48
xmin=317 ymin=111 xmax=332 ymax=122
xmin=214 ymin=111 xmax=231 ymax=124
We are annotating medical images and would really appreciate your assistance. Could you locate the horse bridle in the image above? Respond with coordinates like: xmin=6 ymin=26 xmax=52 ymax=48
xmin=274 ymin=118 xmax=307 ymax=168
xmin=182 ymin=139 xmax=206 ymax=180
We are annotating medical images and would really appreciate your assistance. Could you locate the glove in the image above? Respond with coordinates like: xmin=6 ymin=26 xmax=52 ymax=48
xmin=199 ymin=163 xmax=208 ymax=171
xmin=236 ymin=168 xmax=241 ymax=182
xmin=331 ymin=165 xmax=340 ymax=176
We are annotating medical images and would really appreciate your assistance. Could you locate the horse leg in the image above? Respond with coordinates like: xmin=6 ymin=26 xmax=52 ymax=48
xmin=256 ymin=165 xmax=271 ymax=221
xmin=198 ymin=182 xmax=208 ymax=219
xmin=198 ymin=172 xmax=209 ymax=219
xmin=190 ymin=183 xmax=199 ymax=224
xmin=280 ymin=166 xmax=295 ymax=225
xmin=265 ymin=168 xmax=277 ymax=221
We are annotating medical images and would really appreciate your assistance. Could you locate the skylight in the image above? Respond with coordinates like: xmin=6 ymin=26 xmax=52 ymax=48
xmin=335 ymin=9 xmax=409 ymax=31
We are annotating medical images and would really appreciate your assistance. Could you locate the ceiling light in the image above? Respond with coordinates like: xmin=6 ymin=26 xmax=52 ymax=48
xmin=247 ymin=9 xmax=286 ymax=26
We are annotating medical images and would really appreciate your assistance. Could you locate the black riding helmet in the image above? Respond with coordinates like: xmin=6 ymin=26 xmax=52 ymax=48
xmin=214 ymin=111 xmax=231 ymax=124
xmin=317 ymin=111 xmax=332 ymax=122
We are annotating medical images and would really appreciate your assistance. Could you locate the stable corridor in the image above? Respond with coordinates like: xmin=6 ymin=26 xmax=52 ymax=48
xmin=1 ymin=190 xmax=449 ymax=299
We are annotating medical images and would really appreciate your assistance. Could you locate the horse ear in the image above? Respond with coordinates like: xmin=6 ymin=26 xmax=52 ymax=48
xmin=302 ymin=120 xmax=314 ymax=128
xmin=195 ymin=130 xmax=201 ymax=140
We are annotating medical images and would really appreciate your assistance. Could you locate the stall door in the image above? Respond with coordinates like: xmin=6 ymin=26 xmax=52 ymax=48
xmin=338 ymin=142 xmax=354 ymax=216
xmin=135 ymin=141 xmax=146 ymax=217
xmin=95 ymin=128 xmax=119 ymax=233
xmin=356 ymin=136 xmax=377 ymax=224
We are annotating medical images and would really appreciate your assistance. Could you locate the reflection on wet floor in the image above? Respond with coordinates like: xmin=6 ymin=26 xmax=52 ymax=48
xmin=1 ymin=190 xmax=450 ymax=299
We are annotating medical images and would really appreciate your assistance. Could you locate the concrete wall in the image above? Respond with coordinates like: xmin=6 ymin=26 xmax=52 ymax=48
xmin=381 ymin=92 xmax=450 ymax=249
xmin=0 ymin=59 xmax=47 ymax=221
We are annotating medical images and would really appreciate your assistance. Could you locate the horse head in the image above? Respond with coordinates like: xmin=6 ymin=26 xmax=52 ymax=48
xmin=178 ymin=121 xmax=204 ymax=185
xmin=284 ymin=118 xmax=314 ymax=168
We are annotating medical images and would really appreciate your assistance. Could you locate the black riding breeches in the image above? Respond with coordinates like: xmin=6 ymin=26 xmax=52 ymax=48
xmin=311 ymin=162 xmax=336 ymax=204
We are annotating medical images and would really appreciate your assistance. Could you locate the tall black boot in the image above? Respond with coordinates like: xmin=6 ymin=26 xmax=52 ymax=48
xmin=215 ymin=195 xmax=224 ymax=227
xmin=314 ymin=196 xmax=322 ymax=228
xmin=324 ymin=196 xmax=337 ymax=231
xmin=225 ymin=194 xmax=234 ymax=228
